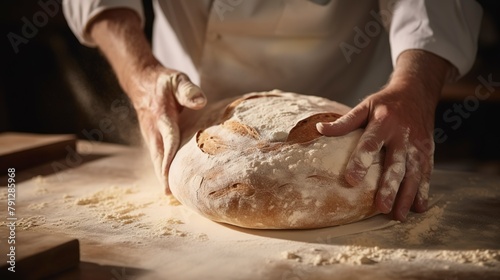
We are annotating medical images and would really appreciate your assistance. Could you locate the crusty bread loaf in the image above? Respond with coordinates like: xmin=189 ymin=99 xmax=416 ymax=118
xmin=169 ymin=90 xmax=381 ymax=229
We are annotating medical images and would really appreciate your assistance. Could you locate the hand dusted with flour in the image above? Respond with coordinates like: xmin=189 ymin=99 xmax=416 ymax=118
xmin=169 ymin=91 xmax=382 ymax=229
xmin=88 ymin=9 xmax=207 ymax=193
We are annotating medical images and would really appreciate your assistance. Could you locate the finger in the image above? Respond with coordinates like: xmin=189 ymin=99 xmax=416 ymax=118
xmin=173 ymin=73 xmax=207 ymax=110
xmin=316 ymin=104 xmax=369 ymax=136
xmin=344 ymin=121 xmax=384 ymax=186
xmin=412 ymin=145 xmax=433 ymax=213
xmin=157 ymin=115 xmax=180 ymax=193
xmin=375 ymin=148 xmax=406 ymax=214
xmin=413 ymin=180 xmax=429 ymax=213
xmin=145 ymin=128 xmax=165 ymax=189
xmin=392 ymin=148 xmax=423 ymax=221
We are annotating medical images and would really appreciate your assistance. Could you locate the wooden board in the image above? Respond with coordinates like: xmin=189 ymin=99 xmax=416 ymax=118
xmin=0 ymin=132 xmax=76 ymax=171
xmin=0 ymin=231 xmax=80 ymax=279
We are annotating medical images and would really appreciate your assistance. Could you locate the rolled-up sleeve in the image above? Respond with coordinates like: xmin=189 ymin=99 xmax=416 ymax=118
xmin=389 ymin=0 xmax=483 ymax=78
xmin=62 ymin=0 xmax=144 ymax=46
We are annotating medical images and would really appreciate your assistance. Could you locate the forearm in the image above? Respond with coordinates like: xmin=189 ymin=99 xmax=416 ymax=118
xmin=88 ymin=8 xmax=158 ymax=103
xmin=389 ymin=50 xmax=453 ymax=106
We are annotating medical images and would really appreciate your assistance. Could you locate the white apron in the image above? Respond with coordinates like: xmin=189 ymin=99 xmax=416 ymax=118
xmin=152 ymin=0 xmax=392 ymax=106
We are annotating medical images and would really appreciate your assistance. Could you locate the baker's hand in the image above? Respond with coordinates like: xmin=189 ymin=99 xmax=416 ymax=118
xmin=126 ymin=65 xmax=207 ymax=192
xmin=131 ymin=66 xmax=206 ymax=192
xmin=88 ymin=9 xmax=207 ymax=193
xmin=316 ymin=83 xmax=435 ymax=221
xmin=317 ymin=50 xmax=451 ymax=221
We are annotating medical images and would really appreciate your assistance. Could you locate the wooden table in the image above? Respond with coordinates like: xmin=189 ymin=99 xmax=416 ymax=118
xmin=1 ymin=139 xmax=499 ymax=279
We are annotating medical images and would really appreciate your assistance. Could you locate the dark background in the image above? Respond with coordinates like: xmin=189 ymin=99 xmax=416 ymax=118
xmin=1 ymin=1 xmax=499 ymax=174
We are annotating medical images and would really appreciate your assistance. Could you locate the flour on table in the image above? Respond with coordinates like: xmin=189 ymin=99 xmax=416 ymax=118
xmin=35 ymin=186 xmax=49 ymax=194
xmin=40 ymin=182 xmax=211 ymax=243
xmin=282 ymin=251 xmax=301 ymax=261
xmin=74 ymin=185 xmax=135 ymax=206
xmin=403 ymin=204 xmax=446 ymax=245
xmin=33 ymin=175 xmax=48 ymax=185
xmin=142 ymin=218 xmax=188 ymax=237
xmin=281 ymin=246 xmax=500 ymax=267
xmin=0 ymin=215 xmax=47 ymax=230
xmin=72 ymin=186 xmax=149 ymax=226
xmin=27 ymin=202 xmax=48 ymax=210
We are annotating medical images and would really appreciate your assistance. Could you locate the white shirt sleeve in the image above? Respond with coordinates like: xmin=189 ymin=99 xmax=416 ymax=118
xmin=62 ymin=0 xmax=144 ymax=47
xmin=389 ymin=0 xmax=483 ymax=78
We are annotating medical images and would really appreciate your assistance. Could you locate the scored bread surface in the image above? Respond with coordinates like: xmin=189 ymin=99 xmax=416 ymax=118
xmin=169 ymin=91 xmax=381 ymax=229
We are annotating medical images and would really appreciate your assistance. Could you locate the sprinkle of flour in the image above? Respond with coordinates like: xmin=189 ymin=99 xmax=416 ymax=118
xmin=53 ymin=182 xmax=208 ymax=242
xmin=404 ymin=205 xmax=445 ymax=245
xmin=73 ymin=186 xmax=151 ymax=226
xmin=281 ymin=246 xmax=500 ymax=267
xmin=0 ymin=216 xmax=46 ymax=230
xmin=27 ymin=202 xmax=48 ymax=210
xmin=33 ymin=175 xmax=47 ymax=185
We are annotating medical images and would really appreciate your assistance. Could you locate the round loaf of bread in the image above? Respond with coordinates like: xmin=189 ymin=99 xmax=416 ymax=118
xmin=169 ymin=90 xmax=382 ymax=229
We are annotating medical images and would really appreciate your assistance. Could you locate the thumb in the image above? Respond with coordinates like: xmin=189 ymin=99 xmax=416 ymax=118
xmin=173 ymin=73 xmax=207 ymax=110
xmin=316 ymin=105 xmax=369 ymax=136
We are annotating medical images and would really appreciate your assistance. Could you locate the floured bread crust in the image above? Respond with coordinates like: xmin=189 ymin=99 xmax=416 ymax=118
xmin=169 ymin=90 xmax=381 ymax=229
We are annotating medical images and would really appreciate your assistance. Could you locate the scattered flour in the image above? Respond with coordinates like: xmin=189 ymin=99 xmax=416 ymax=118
xmin=403 ymin=205 xmax=445 ymax=245
xmin=150 ymin=222 xmax=188 ymax=237
xmin=282 ymin=251 xmax=302 ymax=261
xmin=72 ymin=186 xmax=150 ymax=226
xmin=35 ymin=186 xmax=49 ymax=194
xmin=74 ymin=186 xmax=135 ymax=206
xmin=0 ymin=216 xmax=47 ymax=230
xmin=33 ymin=175 xmax=50 ymax=194
xmin=27 ymin=202 xmax=48 ymax=210
xmin=19 ymin=216 xmax=46 ymax=230
xmin=281 ymin=246 xmax=500 ymax=267
xmin=53 ymin=184 xmax=207 ymax=242
xmin=100 ymin=202 xmax=146 ymax=226
xmin=33 ymin=175 xmax=48 ymax=185
xmin=134 ymin=218 xmax=209 ymax=241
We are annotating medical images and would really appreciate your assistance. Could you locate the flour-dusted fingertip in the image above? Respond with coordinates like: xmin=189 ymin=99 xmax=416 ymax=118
xmin=396 ymin=207 xmax=409 ymax=222
xmin=379 ymin=196 xmax=394 ymax=214
xmin=190 ymin=94 xmax=207 ymax=108
xmin=414 ymin=197 xmax=428 ymax=213
xmin=183 ymin=85 xmax=207 ymax=109
xmin=344 ymin=168 xmax=366 ymax=187
xmin=316 ymin=115 xmax=356 ymax=136
xmin=316 ymin=122 xmax=333 ymax=134
xmin=315 ymin=122 xmax=326 ymax=131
